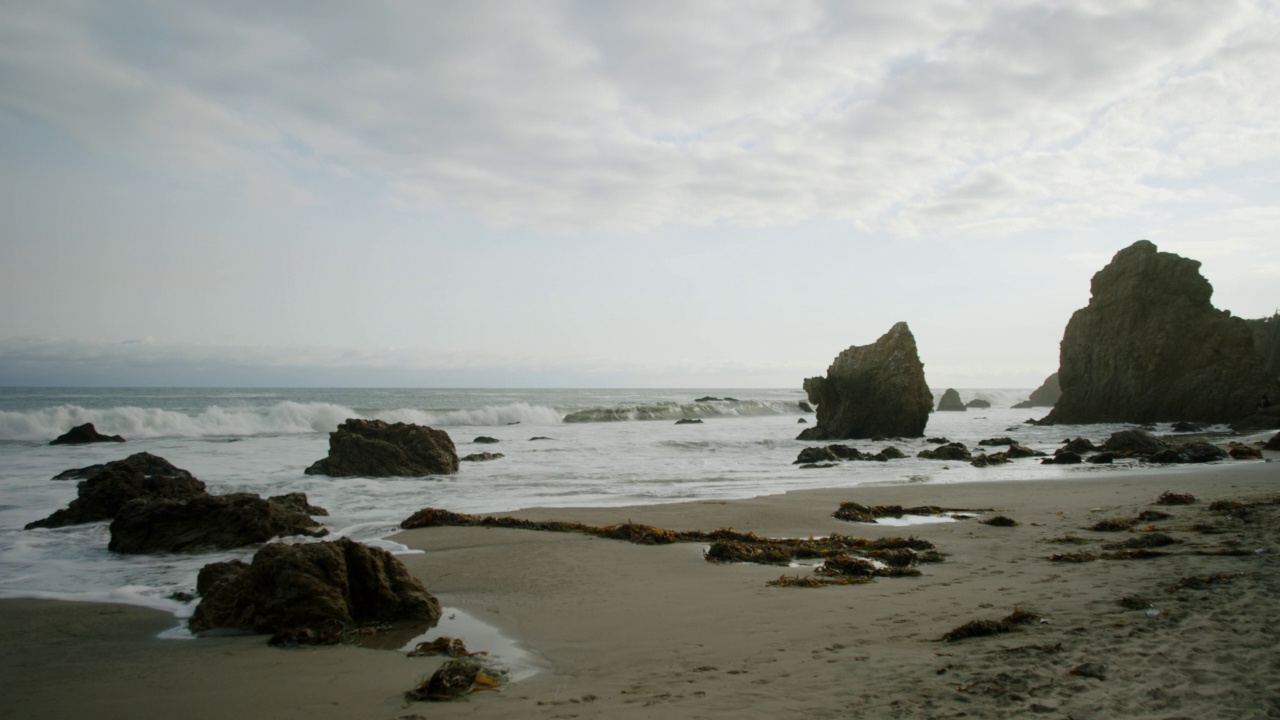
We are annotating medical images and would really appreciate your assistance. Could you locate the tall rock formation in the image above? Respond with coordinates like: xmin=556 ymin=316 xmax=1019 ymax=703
xmin=801 ymin=322 xmax=933 ymax=439
xmin=305 ymin=419 xmax=459 ymax=477
xmin=1044 ymin=240 xmax=1279 ymax=424
xmin=936 ymin=388 xmax=966 ymax=411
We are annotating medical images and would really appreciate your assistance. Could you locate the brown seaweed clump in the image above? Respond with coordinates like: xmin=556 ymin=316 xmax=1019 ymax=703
xmin=1087 ymin=518 xmax=1136 ymax=532
xmin=1155 ymin=491 xmax=1196 ymax=505
xmin=832 ymin=502 xmax=955 ymax=523
xmin=407 ymin=636 xmax=474 ymax=658
xmin=1102 ymin=533 xmax=1179 ymax=551
xmin=942 ymin=609 xmax=1039 ymax=642
xmin=1050 ymin=549 xmax=1167 ymax=563
xmin=406 ymin=656 xmax=507 ymax=702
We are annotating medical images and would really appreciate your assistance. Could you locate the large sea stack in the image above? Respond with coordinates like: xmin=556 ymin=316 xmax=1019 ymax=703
xmin=801 ymin=322 xmax=933 ymax=439
xmin=1044 ymin=240 xmax=1279 ymax=425
xmin=1012 ymin=373 xmax=1061 ymax=409
xmin=305 ymin=419 xmax=459 ymax=477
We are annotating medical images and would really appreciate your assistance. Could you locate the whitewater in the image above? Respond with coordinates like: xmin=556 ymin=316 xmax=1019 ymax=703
xmin=0 ymin=387 xmax=1231 ymax=624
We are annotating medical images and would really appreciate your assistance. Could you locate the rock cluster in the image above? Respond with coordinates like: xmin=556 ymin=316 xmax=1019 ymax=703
xmin=305 ymin=419 xmax=459 ymax=477
xmin=26 ymin=454 xmax=208 ymax=529
xmin=1044 ymin=241 xmax=1279 ymax=424
xmin=188 ymin=537 xmax=442 ymax=637
xmin=800 ymin=322 xmax=933 ymax=440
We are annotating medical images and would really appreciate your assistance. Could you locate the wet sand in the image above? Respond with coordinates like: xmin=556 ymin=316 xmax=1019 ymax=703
xmin=3 ymin=460 xmax=1279 ymax=719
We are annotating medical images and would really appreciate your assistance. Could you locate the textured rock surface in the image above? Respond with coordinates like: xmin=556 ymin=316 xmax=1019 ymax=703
xmin=801 ymin=322 xmax=933 ymax=439
xmin=1013 ymin=373 xmax=1062 ymax=409
xmin=1044 ymin=241 xmax=1279 ymax=424
xmin=305 ymin=419 xmax=459 ymax=477
xmin=51 ymin=452 xmax=195 ymax=482
xmin=108 ymin=493 xmax=328 ymax=554
xmin=49 ymin=423 xmax=125 ymax=445
xmin=26 ymin=462 xmax=208 ymax=529
xmin=187 ymin=537 xmax=442 ymax=635
xmin=936 ymin=389 xmax=966 ymax=411
xmin=965 ymin=398 xmax=992 ymax=409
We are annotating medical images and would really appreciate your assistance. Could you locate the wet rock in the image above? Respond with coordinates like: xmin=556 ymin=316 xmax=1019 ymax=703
xmin=798 ymin=401 xmax=814 ymax=412
xmin=1149 ymin=442 xmax=1228 ymax=464
xmin=461 ymin=452 xmax=505 ymax=462
xmin=918 ymin=443 xmax=972 ymax=461
xmin=51 ymin=452 xmax=195 ymax=482
xmin=1103 ymin=429 xmax=1164 ymax=456
xmin=801 ymin=322 xmax=933 ymax=439
xmin=1045 ymin=451 xmax=1082 ymax=464
xmin=108 ymin=493 xmax=328 ymax=554
xmin=188 ymin=537 xmax=442 ymax=637
xmin=26 ymin=461 xmax=208 ymax=529
xmin=978 ymin=437 xmax=1016 ymax=447
xmin=926 ymin=437 xmax=949 ymax=444
xmin=1087 ymin=452 xmax=1115 ymax=464
xmin=936 ymin=389 xmax=967 ymax=412
xmin=1231 ymin=406 xmax=1280 ymax=433
xmin=879 ymin=446 xmax=906 ymax=460
xmin=474 ymin=436 xmax=500 ymax=443
xmin=966 ymin=398 xmax=992 ymax=409
xmin=267 ymin=492 xmax=329 ymax=517
xmin=1005 ymin=443 xmax=1045 ymax=459
xmin=1264 ymin=432 xmax=1280 ymax=451
xmin=1170 ymin=421 xmax=1203 ymax=433
xmin=1044 ymin=241 xmax=1279 ymax=424
xmin=794 ymin=446 xmax=839 ymax=464
xmin=1060 ymin=437 xmax=1098 ymax=454
xmin=674 ymin=418 xmax=703 ymax=425
xmin=304 ymin=419 xmax=459 ymax=477
xmin=49 ymin=422 xmax=125 ymax=445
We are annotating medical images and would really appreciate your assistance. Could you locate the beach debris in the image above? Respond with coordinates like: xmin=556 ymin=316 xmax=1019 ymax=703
xmin=1155 ymin=491 xmax=1196 ymax=505
xmin=980 ymin=516 xmax=1019 ymax=527
xmin=1208 ymin=499 xmax=1252 ymax=519
xmin=406 ymin=656 xmax=508 ymax=702
xmin=942 ymin=608 xmax=1039 ymax=642
xmin=1068 ymin=663 xmax=1108 ymax=680
xmin=407 ymin=636 xmax=475 ymax=658
xmin=1087 ymin=518 xmax=1135 ymax=532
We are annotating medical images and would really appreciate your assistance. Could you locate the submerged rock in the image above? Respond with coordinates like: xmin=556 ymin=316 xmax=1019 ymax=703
xmin=188 ymin=537 xmax=442 ymax=637
xmin=936 ymin=389 xmax=967 ymax=412
xmin=1044 ymin=241 xmax=1279 ymax=424
xmin=49 ymin=423 xmax=125 ymax=445
xmin=801 ymin=322 xmax=933 ymax=439
xmin=305 ymin=419 xmax=459 ymax=477
xmin=461 ymin=452 xmax=504 ymax=462
xmin=108 ymin=493 xmax=328 ymax=554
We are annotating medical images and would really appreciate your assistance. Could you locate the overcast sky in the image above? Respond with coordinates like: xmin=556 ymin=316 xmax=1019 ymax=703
xmin=1 ymin=1 xmax=1277 ymax=388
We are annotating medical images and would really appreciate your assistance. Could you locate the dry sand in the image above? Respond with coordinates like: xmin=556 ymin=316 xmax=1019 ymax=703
xmin=3 ymin=459 xmax=1279 ymax=719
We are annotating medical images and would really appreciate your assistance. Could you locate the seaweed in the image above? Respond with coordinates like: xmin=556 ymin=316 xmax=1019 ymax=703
xmin=1049 ymin=549 xmax=1166 ymax=562
xmin=1155 ymin=491 xmax=1196 ymax=505
xmin=1102 ymin=533 xmax=1179 ymax=550
xmin=1136 ymin=510 xmax=1173 ymax=522
xmin=405 ymin=656 xmax=507 ymax=702
xmin=832 ymin=502 xmax=953 ymax=523
xmin=1166 ymin=573 xmax=1239 ymax=593
xmin=1087 ymin=518 xmax=1135 ymax=532
xmin=942 ymin=608 xmax=1039 ymax=642
xmin=1042 ymin=535 xmax=1092 ymax=545
xmin=1117 ymin=596 xmax=1151 ymax=610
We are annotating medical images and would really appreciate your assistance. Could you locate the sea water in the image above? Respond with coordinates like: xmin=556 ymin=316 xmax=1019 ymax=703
xmin=0 ymin=387 xmax=1227 ymax=616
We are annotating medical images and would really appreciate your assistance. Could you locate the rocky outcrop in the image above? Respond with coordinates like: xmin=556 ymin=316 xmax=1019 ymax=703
xmin=108 ymin=493 xmax=328 ymax=554
xmin=51 ymin=452 xmax=194 ymax=482
xmin=461 ymin=452 xmax=504 ymax=462
xmin=1013 ymin=373 xmax=1061 ymax=409
xmin=918 ymin=443 xmax=972 ymax=461
xmin=49 ymin=423 xmax=125 ymax=445
xmin=26 ymin=462 xmax=208 ymax=529
xmin=936 ymin=389 xmax=966 ymax=412
xmin=1043 ymin=241 xmax=1279 ymax=424
xmin=966 ymin=398 xmax=992 ymax=409
xmin=305 ymin=419 xmax=459 ymax=477
xmin=187 ymin=538 xmax=442 ymax=637
xmin=801 ymin=322 xmax=933 ymax=439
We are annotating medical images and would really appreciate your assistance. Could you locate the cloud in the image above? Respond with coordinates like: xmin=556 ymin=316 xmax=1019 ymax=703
xmin=2 ymin=0 xmax=1277 ymax=235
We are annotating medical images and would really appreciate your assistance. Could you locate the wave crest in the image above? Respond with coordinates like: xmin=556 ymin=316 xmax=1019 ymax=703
xmin=562 ymin=399 xmax=797 ymax=423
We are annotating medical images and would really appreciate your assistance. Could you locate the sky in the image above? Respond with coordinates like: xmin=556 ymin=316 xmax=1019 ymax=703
xmin=1 ymin=0 xmax=1278 ymax=389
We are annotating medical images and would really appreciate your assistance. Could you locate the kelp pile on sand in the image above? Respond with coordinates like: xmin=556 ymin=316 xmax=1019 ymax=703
xmin=401 ymin=506 xmax=944 ymax=588
xmin=405 ymin=655 xmax=508 ymax=702
xmin=942 ymin=608 xmax=1040 ymax=642
xmin=832 ymin=501 xmax=981 ymax=523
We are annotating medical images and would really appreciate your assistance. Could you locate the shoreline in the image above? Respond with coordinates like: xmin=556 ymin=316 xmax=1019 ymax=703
xmin=3 ymin=461 xmax=1279 ymax=718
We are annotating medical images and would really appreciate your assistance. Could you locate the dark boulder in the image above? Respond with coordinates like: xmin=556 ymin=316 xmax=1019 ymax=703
xmin=26 ymin=462 xmax=208 ymax=529
xmin=978 ymin=437 xmax=1016 ymax=447
xmin=187 ymin=538 xmax=442 ymax=637
xmin=674 ymin=418 xmax=703 ymax=425
xmin=796 ymin=425 xmax=833 ymax=441
xmin=926 ymin=437 xmax=949 ymax=444
xmin=1087 ymin=452 xmax=1115 ymax=464
xmin=1005 ymin=443 xmax=1045 ymax=459
xmin=1045 ymin=451 xmax=1082 ymax=464
xmin=52 ymin=452 xmax=195 ymax=482
xmin=1170 ymin=421 xmax=1203 ymax=433
xmin=936 ymin=389 xmax=967 ymax=412
xmin=1043 ymin=241 xmax=1279 ymax=424
xmin=305 ymin=419 xmax=459 ymax=477
xmin=49 ymin=422 xmax=125 ymax=445
xmin=801 ymin=322 xmax=933 ymax=439
xmin=474 ymin=436 xmax=500 ymax=443
xmin=1230 ymin=407 xmax=1280 ymax=433
xmin=1266 ymin=432 xmax=1280 ymax=451
xmin=799 ymin=401 xmax=814 ymax=412
xmin=461 ymin=452 xmax=504 ymax=462
xmin=267 ymin=492 xmax=329 ymax=517
xmin=1060 ymin=437 xmax=1098 ymax=454
xmin=966 ymin=398 xmax=992 ymax=409
xmin=108 ymin=493 xmax=328 ymax=554
xmin=879 ymin=446 xmax=906 ymax=460
xmin=794 ymin=446 xmax=839 ymax=465
xmin=918 ymin=443 xmax=972 ymax=461
xmin=1103 ymin=429 xmax=1164 ymax=456
xmin=971 ymin=453 xmax=1011 ymax=467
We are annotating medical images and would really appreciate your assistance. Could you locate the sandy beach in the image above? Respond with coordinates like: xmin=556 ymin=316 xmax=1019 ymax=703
xmin=4 ymin=459 xmax=1279 ymax=719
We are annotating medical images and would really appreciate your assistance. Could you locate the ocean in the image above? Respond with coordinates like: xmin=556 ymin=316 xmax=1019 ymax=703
xmin=0 ymin=386 xmax=1223 ymax=627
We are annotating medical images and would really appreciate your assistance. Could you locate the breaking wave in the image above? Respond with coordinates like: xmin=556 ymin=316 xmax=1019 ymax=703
xmin=562 ymin=399 xmax=800 ymax=423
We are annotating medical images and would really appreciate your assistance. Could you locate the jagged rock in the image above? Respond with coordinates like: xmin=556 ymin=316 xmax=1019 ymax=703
xmin=51 ymin=452 xmax=195 ymax=482
xmin=305 ymin=419 xmax=459 ymax=477
xmin=918 ymin=443 xmax=972 ymax=461
xmin=966 ymin=398 xmax=992 ymax=409
xmin=108 ymin=493 xmax=328 ymax=554
xmin=49 ymin=423 xmax=125 ymax=445
xmin=1005 ymin=443 xmax=1044 ymax=459
xmin=1060 ymin=437 xmax=1098 ymax=455
xmin=936 ymin=389 xmax=967 ymax=412
xmin=461 ymin=452 xmax=504 ymax=462
xmin=267 ymin=492 xmax=329 ymax=516
xmin=1266 ymin=432 xmax=1280 ymax=451
xmin=26 ymin=462 xmax=208 ymax=529
xmin=1102 ymin=429 xmax=1164 ymax=456
xmin=971 ymin=453 xmax=1011 ymax=467
xmin=801 ymin=322 xmax=933 ymax=439
xmin=1013 ymin=373 xmax=1062 ymax=409
xmin=795 ymin=446 xmax=839 ymax=464
xmin=188 ymin=537 xmax=441 ymax=637
xmin=1043 ymin=241 xmax=1279 ymax=424
xmin=796 ymin=425 xmax=833 ymax=441
xmin=695 ymin=396 xmax=724 ymax=402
